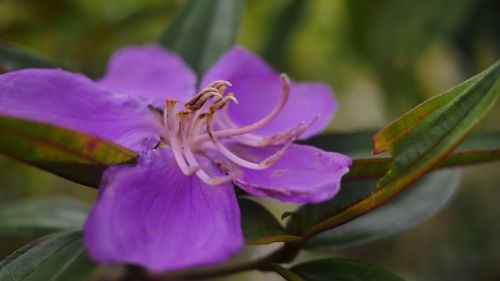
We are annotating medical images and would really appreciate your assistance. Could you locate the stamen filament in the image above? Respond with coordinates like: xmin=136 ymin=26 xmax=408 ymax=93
xmin=215 ymin=101 xmax=319 ymax=147
xmin=208 ymin=80 xmax=232 ymax=93
xmin=164 ymin=100 xmax=197 ymax=176
xmin=178 ymin=111 xmax=232 ymax=186
xmin=256 ymin=116 xmax=319 ymax=145
xmin=194 ymin=74 xmax=290 ymax=144
xmin=178 ymin=111 xmax=200 ymax=171
xmin=206 ymin=113 xmax=293 ymax=170
xmin=209 ymin=94 xmax=238 ymax=113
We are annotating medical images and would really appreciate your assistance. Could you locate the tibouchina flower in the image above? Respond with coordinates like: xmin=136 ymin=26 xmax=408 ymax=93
xmin=0 ymin=45 xmax=351 ymax=271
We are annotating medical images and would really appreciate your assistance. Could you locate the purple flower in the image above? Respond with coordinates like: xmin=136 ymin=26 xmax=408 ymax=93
xmin=0 ymin=45 xmax=351 ymax=271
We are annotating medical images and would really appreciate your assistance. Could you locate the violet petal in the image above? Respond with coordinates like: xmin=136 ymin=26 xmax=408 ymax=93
xmin=231 ymin=143 xmax=351 ymax=203
xmin=0 ymin=69 xmax=162 ymax=152
xmin=84 ymin=148 xmax=243 ymax=271
xmin=98 ymin=44 xmax=197 ymax=108
xmin=201 ymin=47 xmax=336 ymax=139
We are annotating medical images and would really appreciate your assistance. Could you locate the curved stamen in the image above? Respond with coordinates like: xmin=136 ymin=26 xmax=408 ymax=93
xmin=206 ymin=113 xmax=294 ymax=170
xmin=188 ymin=114 xmax=206 ymax=141
xmin=185 ymin=90 xmax=222 ymax=111
xmin=206 ymin=93 xmax=238 ymax=130
xmin=216 ymin=99 xmax=319 ymax=147
xmin=186 ymin=81 xmax=233 ymax=136
xmin=225 ymin=119 xmax=315 ymax=147
xmin=255 ymin=116 xmax=319 ymax=145
xmin=210 ymin=102 xmax=235 ymax=131
xmin=209 ymin=94 xmax=238 ymax=113
xmin=178 ymin=111 xmax=199 ymax=168
xmin=194 ymin=74 xmax=290 ymax=144
xmin=178 ymin=111 xmax=232 ymax=186
xmin=184 ymin=88 xmax=215 ymax=108
xmin=164 ymin=100 xmax=197 ymax=175
xmin=216 ymin=102 xmax=278 ymax=146
xmin=208 ymin=80 xmax=232 ymax=93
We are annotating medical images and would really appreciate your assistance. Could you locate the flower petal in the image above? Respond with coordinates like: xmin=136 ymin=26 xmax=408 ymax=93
xmin=201 ymin=47 xmax=336 ymax=139
xmin=84 ymin=148 xmax=243 ymax=271
xmin=231 ymin=143 xmax=351 ymax=203
xmin=98 ymin=45 xmax=197 ymax=108
xmin=0 ymin=69 xmax=162 ymax=152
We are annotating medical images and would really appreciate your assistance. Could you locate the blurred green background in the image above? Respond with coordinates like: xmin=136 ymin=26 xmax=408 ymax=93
xmin=0 ymin=0 xmax=499 ymax=280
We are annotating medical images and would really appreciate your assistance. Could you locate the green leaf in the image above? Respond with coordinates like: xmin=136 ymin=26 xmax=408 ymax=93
xmin=305 ymin=131 xmax=500 ymax=180
xmin=303 ymin=169 xmax=459 ymax=250
xmin=0 ymin=231 xmax=96 ymax=281
xmin=300 ymin=61 xmax=499 ymax=239
xmin=291 ymin=258 xmax=405 ymax=281
xmin=374 ymin=60 xmax=499 ymax=189
xmin=0 ymin=115 xmax=138 ymax=188
xmin=0 ymin=198 xmax=89 ymax=237
xmin=0 ymin=43 xmax=55 ymax=72
xmin=239 ymin=198 xmax=301 ymax=245
xmin=159 ymin=0 xmax=245 ymax=76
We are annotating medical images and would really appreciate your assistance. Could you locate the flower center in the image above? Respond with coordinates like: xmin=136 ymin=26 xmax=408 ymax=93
xmin=162 ymin=74 xmax=317 ymax=186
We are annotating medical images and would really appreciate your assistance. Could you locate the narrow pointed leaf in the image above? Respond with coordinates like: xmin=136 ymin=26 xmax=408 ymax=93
xmin=305 ymin=131 xmax=500 ymax=180
xmin=0 ymin=115 xmax=137 ymax=188
xmin=0 ymin=231 xmax=96 ymax=281
xmin=374 ymin=60 xmax=499 ymax=189
xmin=291 ymin=258 xmax=405 ymax=281
xmin=301 ymin=61 xmax=499 ymax=239
xmin=159 ymin=0 xmax=244 ymax=76
xmin=0 ymin=198 xmax=89 ymax=237
xmin=0 ymin=43 xmax=55 ymax=72
xmin=239 ymin=198 xmax=301 ymax=245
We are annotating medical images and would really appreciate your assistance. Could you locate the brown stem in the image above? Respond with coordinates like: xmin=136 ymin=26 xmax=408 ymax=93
xmin=140 ymin=242 xmax=302 ymax=281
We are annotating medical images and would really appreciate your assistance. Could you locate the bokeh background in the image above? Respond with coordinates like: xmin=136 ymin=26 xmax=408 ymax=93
xmin=0 ymin=0 xmax=499 ymax=280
